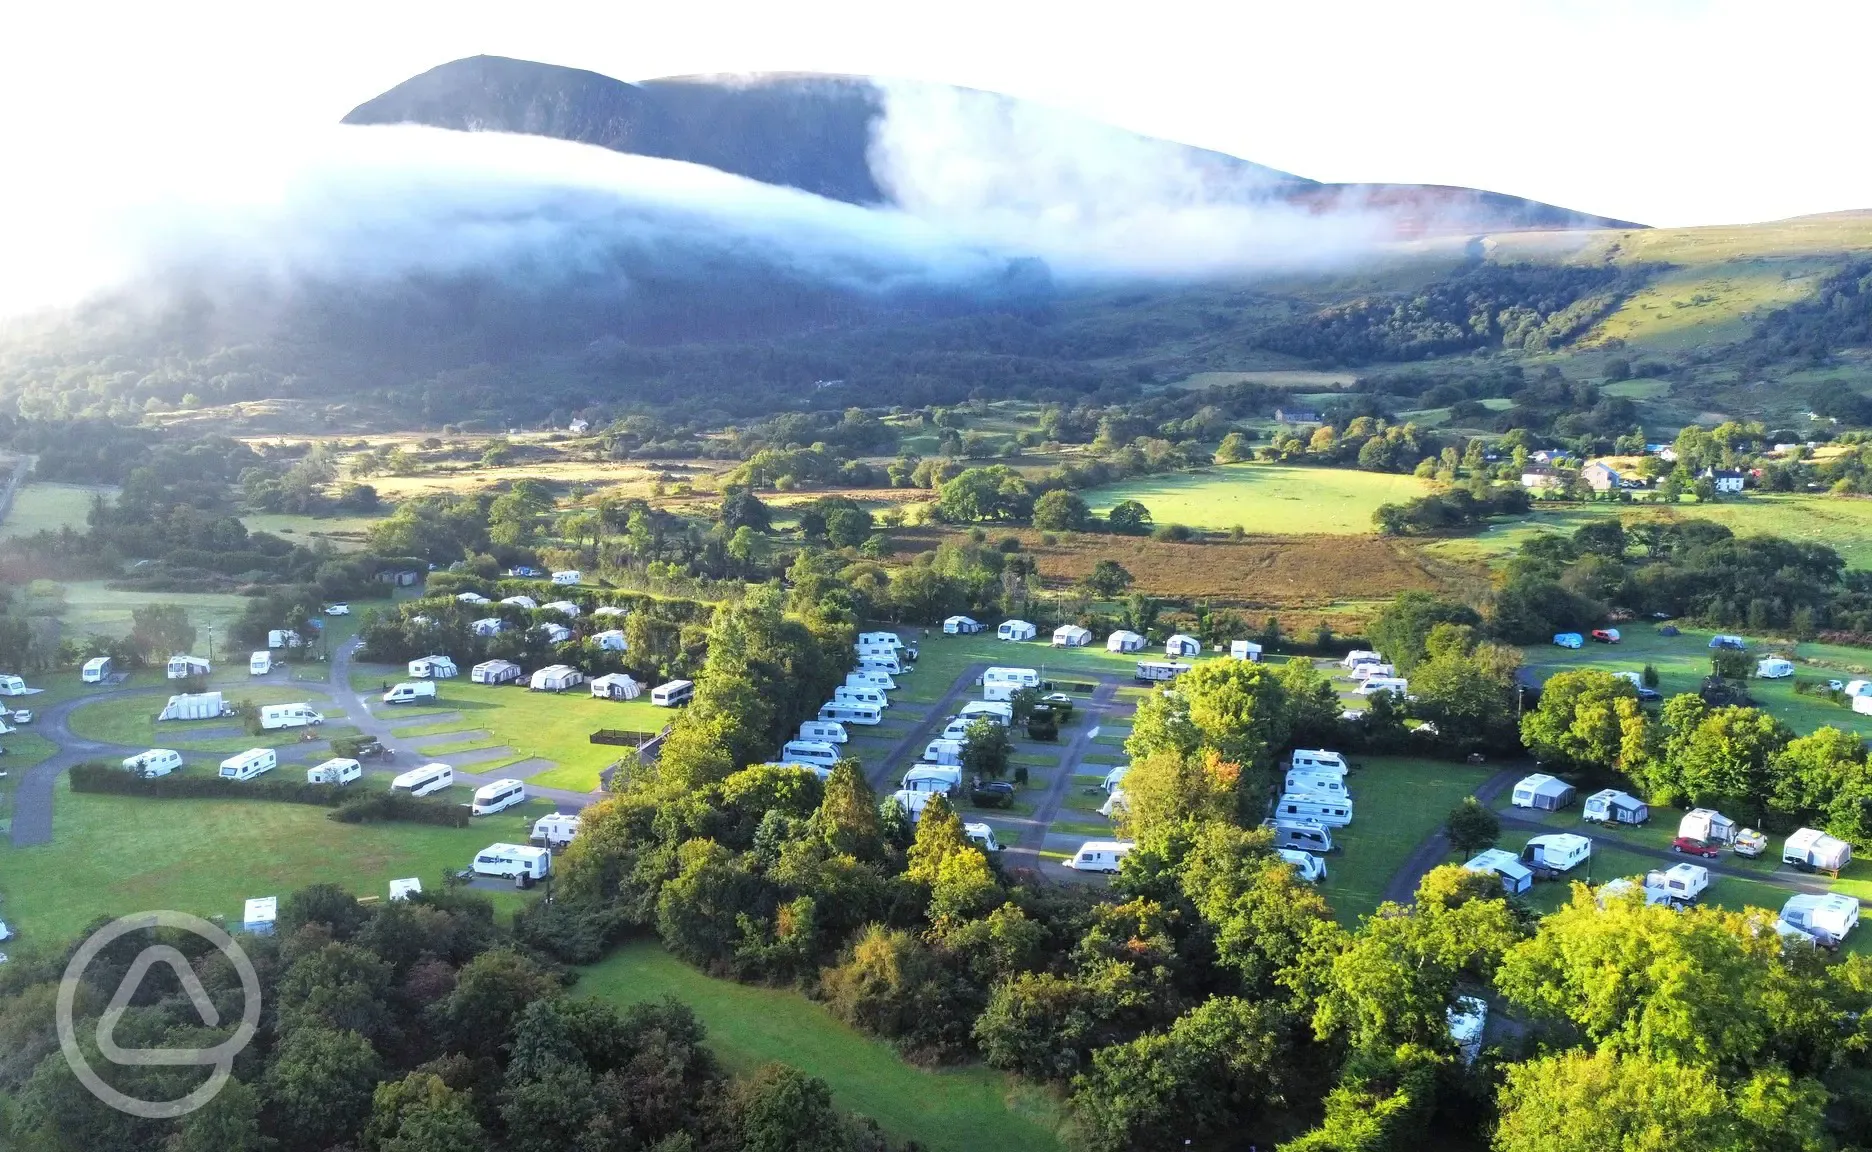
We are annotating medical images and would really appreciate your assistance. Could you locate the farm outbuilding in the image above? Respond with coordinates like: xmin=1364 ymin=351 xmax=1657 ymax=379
xmin=165 ymin=655 xmax=211 ymax=679
xmin=1106 ymin=630 xmax=1145 ymax=653
xmin=1583 ymin=788 xmax=1648 ymax=825
xmin=1165 ymin=634 xmax=1202 ymax=657
xmin=1229 ymin=640 xmax=1262 ymax=662
xmin=408 ymin=656 xmax=458 ymax=679
xmin=590 ymin=673 xmax=643 ymax=700
xmin=1052 ymin=624 xmax=1092 ymax=647
xmin=593 ymin=629 xmax=628 ymax=651
xmin=997 ymin=619 xmax=1037 ymax=641
xmin=530 ymin=665 xmax=584 ymax=692
xmin=944 ymin=615 xmax=983 ymax=634
xmin=1511 ymin=773 xmax=1575 ymax=811
xmin=471 ymin=659 xmax=524 ymax=685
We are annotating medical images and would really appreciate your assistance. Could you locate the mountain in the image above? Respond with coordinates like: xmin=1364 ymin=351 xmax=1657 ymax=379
xmin=344 ymin=55 xmax=1643 ymax=236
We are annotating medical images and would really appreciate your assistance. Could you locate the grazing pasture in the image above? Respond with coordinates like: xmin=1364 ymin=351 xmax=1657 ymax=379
xmin=1082 ymin=463 xmax=1434 ymax=534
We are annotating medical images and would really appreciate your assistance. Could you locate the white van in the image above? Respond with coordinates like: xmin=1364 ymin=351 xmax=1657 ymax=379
xmin=1284 ymin=770 xmax=1349 ymax=799
xmin=1289 ymin=749 xmax=1348 ymax=776
xmin=923 ymin=738 xmax=964 ymax=765
xmin=249 ymin=651 xmax=271 ymax=676
xmin=392 ymin=763 xmax=454 ymax=797
xmin=651 ymin=680 xmax=695 ymax=707
xmin=857 ymin=655 xmax=903 ymax=676
xmin=306 ymin=758 xmax=362 ymax=786
xmin=123 ymin=748 xmax=182 ymax=778
xmin=1064 ymin=840 xmax=1136 ymax=873
xmin=846 ymin=670 xmax=896 ymax=692
xmin=958 ymin=700 xmax=1013 ymax=725
xmin=1277 ymin=848 xmax=1328 ymax=883
xmin=471 ymin=778 xmax=528 ymax=816
xmin=781 ymin=740 xmax=841 ymax=768
xmin=833 ymin=685 xmax=888 ymax=710
xmin=258 ymin=703 xmax=324 ymax=731
xmin=382 ymin=681 xmax=438 ymax=705
xmin=1265 ymin=819 xmax=1334 ymax=853
xmin=798 ymin=720 xmax=849 ymax=744
xmin=901 ymin=765 xmax=963 ymax=795
xmin=1275 ymin=793 xmax=1354 ymax=827
xmin=818 ymin=700 xmax=883 ymax=726
xmin=531 ymin=812 xmax=581 ymax=849
xmin=219 ymin=748 xmax=278 ymax=781
xmin=472 ymin=842 xmax=552 ymax=880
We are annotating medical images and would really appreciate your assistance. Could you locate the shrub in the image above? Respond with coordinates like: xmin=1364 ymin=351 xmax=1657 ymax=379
xmin=329 ymin=790 xmax=471 ymax=827
xmin=69 ymin=762 xmax=338 ymax=805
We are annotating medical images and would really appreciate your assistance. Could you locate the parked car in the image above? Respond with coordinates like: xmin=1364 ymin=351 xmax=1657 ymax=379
xmin=324 ymin=603 xmax=350 ymax=615
xmin=10 ymin=710 xmax=30 ymax=724
xmin=1733 ymin=828 xmax=1768 ymax=857
xmin=1671 ymin=836 xmax=1721 ymax=859
xmin=1041 ymin=692 xmax=1075 ymax=715
xmin=1636 ymin=688 xmax=1663 ymax=703
xmin=971 ymin=779 xmax=1016 ymax=808
xmin=1829 ymin=680 xmax=1846 ymax=693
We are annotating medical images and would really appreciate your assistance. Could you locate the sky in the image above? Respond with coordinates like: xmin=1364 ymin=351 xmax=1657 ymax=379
xmin=0 ymin=0 xmax=1865 ymax=230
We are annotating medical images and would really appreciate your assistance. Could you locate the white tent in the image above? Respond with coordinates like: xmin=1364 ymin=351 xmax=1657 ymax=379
xmin=943 ymin=615 xmax=982 ymax=634
xmin=590 ymin=673 xmax=643 ymax=700
xmin=531 ymin=664 xmax=584 ymax=692
xmin=1106 ymin=630 xmax=1145 ymax=653
xmin=997 ymin=619 xmax=1037 ymax=641
xmin=1052 ymin=624 xmax=1092 ymax=647
xmin=1229 ymin=640 xmax=1262 ymax=662
xmin=1165 ymin=634 xmax=1202 ymax=657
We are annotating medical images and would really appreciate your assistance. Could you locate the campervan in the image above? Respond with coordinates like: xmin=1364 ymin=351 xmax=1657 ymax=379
xmin=1284 ymin=769 xmax=1349 ymax=798
xmin=383 ymin=681 xmax=438 ymax=705
xmin=964 ymin=823 xmax=1002 ymax=853
xmin=258 ymin=703 xmax=323 ymax=731
xmin=218 ymin=748 xmax=277 ymax=781
xmin=1277 ymin=849 xmax=1328 ymax=883
xmin=857 ymin=654 xmax=904 ymax=676
xmin=531 ymin=812 xmax=581 ymax=849
xmin=472 ymin=843 xmax=552 ymax=880
xmin=1274 ymin=793 xmax=1353 ymax=827
xmin=651 ymin=680 xmax=695 ymax=707
xmin=1264 ymin=820 xmax=1334 ymax=854
xmin=923 ymin=738 xmax=964 ymax=765
xmin=780 ymin=740 xmax=841 ymax=768
xmin=471 ymin=779 xmax=528 ymax=816
xmin=818 ymin=700 xmax=883 ymax=726
xmin=1522 ymin=833 xmax=1592 ymax=873
xmin=1290 ymin=749 xmax=1349 ymax=776
xmin=122 ymin=749 xmax=182 ymax=778
xmin=391 ymin=763 xmax=454 ymax=798
xmin=1063 ymin=840 xmax=1135 ymax=873
xmin=306 ymin=758 xmax=362 ymax=786
xmin=833 ymin=685 xmax=888 ymax=709
xmin=902 ymin=765 xmax=963 ymax=795
xmin=799 ymin=720 xmax=849 ymax=744
xmin=249 ymin=651 xmax=271 ymax=676
xmin=958 ymin=700 xmax=1013 ymax=726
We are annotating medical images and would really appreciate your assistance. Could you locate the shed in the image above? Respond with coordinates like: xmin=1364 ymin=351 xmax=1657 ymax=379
xmin=1106 ymin=630 xmax=1145 ymax=653
xmin=531 ymin=664 xmax=584 ymax=692
xmin=536 ymin=622 xmax=573 ymax=644
xmin=470 ymin=617 xmax=505 ymax=637
xmin=997 ymin=619 xmax=1037 ymax=642
xmin=543 ymin=600 xmax=582 ymax=617
xmin=501 ymin=595 xmax=538 ymax=610
xmin=408 ymin=655 xmax=458 ymax=679
xmin=1052 ymin=624 xmax=1092 ymax=648
xmin=1464 ymin=849 xmax=1533 ymax=894
xmin=1165 ymin=634 xmax=1202 ymax=658
xmin=1511 ymin=773 xmax=1575 ymax=811
xmin=1583 ymin=788 xmax=1649 ymax=825
xmin=593 ymin=629 xmax=628 ymax=651
xmin=943 ymin=615 xmax=983 ymax=635
xmin=590 ymin=673 xmax=643 ymax=700
xmin=1678 ymin=808 xmax=1737 ymax=844
xmin=1229 ymin=640 xmax=1263 ymax=662
xmin=165 ymin=655 xmax=211 ymax=679
xmin=1757 ymin=657 xmax=1795 ymax=679
xmin=471 ymin=659 xmax=523 ymax=685
xmin=241 ymin=897 xmax=278 ymax=935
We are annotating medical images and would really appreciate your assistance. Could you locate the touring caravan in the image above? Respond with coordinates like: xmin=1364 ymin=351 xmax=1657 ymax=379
xmin=1063 ymin=840 xmax=1135 ymax=873
xmin=984 ymin=666 xmax=1041 ymax=689
xmin=799 ymin=720 xmax=849 ymax=744
xmin=551 ymin=570 xmax=581 ymax=586
xmin=542 ymin=600 xmax=582 ymax=618
xmin=847 ymin=669 xmax=896 ymax=692
xmin=964 ymin=823 xmax=1002 ymax=853
xmin=1757 ymin=657 xmax=1795 ymax=679
xmin=1284 ymin=769 xmax=1349 ymax=798
xmin=123 ymin=748 xmax=182 ymax=778
xmin=1350 ymin=662 xmax=1397 ymax=681
xmin=1277 ymin=848 xmax=1327 ymax=883
xmin=652 ymin=679 xmax=695 ymax=707
xmin=1511 ymin=773 xmax=1575 ymax=811
xmin=1644 ymin=863 xmax=1709 ymax=905
xmin=1102 ymin=765 xmax=1130 ymax=793
xmin=858 ymin=631 xmax=903 ymax=650
xmin=0 ymin=674 xmax=27 ymax=695
xmin=997 ymin=619 xmax=1037 ymax=642
xmin=1678 ymin=809 xmax=1737 ymax=845
xmin=530 ymin=665 xmax=584 ymax=692
xmin=1583 ymin=788 xmax=1649 ymax=826
xmin=218 ymin=748 xmax=277 ymax=781
xmin=780 ymin=740 xmax=841 ymax=768
xmin=306 ymin=758 xmax=362 ymax=785
xmin=901 ymin=765 xmax=963 ymax=795
xmin=1355 ymin=676 xmax=1408 ymax=697
xmin=922 ymin=738 xmax=964 ymax=765
xmin=1135 ymin=660 xmax=1192 ymax=683
xmin=392 ymin=763 xmax=454 ymax=798
xmin=472 ymin=659 xmax=524 ymax=686
xmin=1264 ymin=820 xmax=1333 ymax=854
xmin=500 ymin=595 xmax=538 ymax=610
xmin=268 ymin=629 xmax=302 ymax=649
xmin=1464 ymin=849 xmax=1534 ymax=894
xmin=1053 ymin=624 xmax=1093 ymax=648
xmin=1340 ymin=650 xmax=1383 ymax=669
xmin=857 ymin=654 xmax=904 ymax=676
xmin=1106 ymin=630 xmax=1145 ymax=653
xmin=159 ymin=692 xmax=227 ymax=721
xmin=1165 ymin=634 xmax=1202 ymax=657
xmin=943 ymin=615 xmax=983 ymax=635
xmin=1229 ymin=640 xmax=1263 ymax=662
xmin=81 ymin=657 xmax=113 ymax=683
xmin=1290 ymin=749 xmax=1349 ymax=776
xmin=472 ymin=843 xmax=552 ymax=880
xmin=249 ymin=651 xmax=271 ymax=676
xmin=958 ymin=700 xmax=1014 ymax=725
xmin=258 ymin=703 xmax=324 ymax=731
xmin=408 ymin=655 xmax=458 ymax=679
xmin=833 ymin=684 xmax=887 ymax=709
xmin=531 ymin=812 xmax=582 ymax=850
xmin=819 ymin=700 xmax=883 ymax=726
xmin=1522 ymin=833 xmax=1592 ymax=873
xmin=471 ymin=779 xmax=528 ymax=816
xmin=1784 ymin=827 xmax=1853 ymax=874
xmin=382 ymin=681 xmax=437 ymax=705
xmin=1779 ymin=893 xmax=1859 ymax=947
xmin=1274 ymin=792 xmax=1353 ymax=828
xmin=165 ymin=655 xmax=211 ymax=679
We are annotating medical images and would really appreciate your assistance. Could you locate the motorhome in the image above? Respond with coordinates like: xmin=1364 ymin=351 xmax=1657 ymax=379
xmin=82 ymin=656 xmax=113 ymax=684
xmin=1264 ymin=820 xmax=1333 ymax=854
xmin=306 ymin=758 xmax=362 ymax=786
xmin=258 ymin=703 xmax=324 ymax=731
xmin=780 ymin=740 xmax=841 ymax=768
xmin=833 ymin=684 xmax=888 ymax=709
xmin=858 ymin=631 xmax=903 ymax=650
xmin=382 ymin=681 xmax=437 ymax=705
xmin=471 ymin=779 xmax=528 ymax=816
xmin=391 ymin=763 xmax=455 ymax=798
xmin=922 ymin=738 xmax=964 ymax=765
xmin=472 ymin=843 xmax=552 ymax=881
xmin=1284 ymin=769 xmax=1349 ymax=798
xmin=531 ymin=812 xmax=582 ymax=850
xmin=1274 ymin=792 xmax=1354 ymax=827
xmin=818 ymin=700 xmax=883 ymax=725
xmin=122 ymin=748 xmax=182 ymax=778
xmin=651 ymin=680 xmax=695 ymax=707
xmin=218 ymin=748 xmax=278 ymax=781
xmin=1290 ymin=749 xmax=1349 ymax=776
xmin=1063 ymin=840 xmax=1135 ymax=873
xmin=798 ymin=720 xmax=849 ymax=744
xmin=901 ymin=765 xmax=963 ymax=795
xmin=1277 ymin=848 xmax=1328 ymax=883
xmin=249 ymin=651 xmax=271 ymax=676
xmin=964 ymin=823 xmax=1002 ymax=853
xmin=1522 ymin=833 xmax=1592 ymax=873
xmin=857 ymin=654 xmax=904 ymax=676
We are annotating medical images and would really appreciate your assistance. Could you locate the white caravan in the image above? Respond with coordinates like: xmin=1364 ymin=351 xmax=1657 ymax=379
xmin=780 ymin=740 xmax=841 ymax=768
xmin=1522 ymin=833 xmax=1592 ymax=872
xmin=531 ymin=812 xmax=582 ymax=849
xmin=847 ymin=670 xmax=896 ymax=692
xmin=123 ymin=748 xmax=182 ymax=778
xmin=651 ymin=680 xmax=695 ymax=707
xmin=392 ymin=763 xmax=454 ymax=797
xmin=1277 ymin=848 xmax=1328 ymax=883
xmin=82 ymin=656 xmax=113 ymax=683
xmin=833 ymin=685 xmax=888 ymax=709
xmin=1264 ymin=820 xmax=1334 ymax=854
xmin=1289 ymin=749 xmax=1349 ymax=776
xmin=306 ymin=758 xmax=362 ymax=785
xmin=857 ymin=655 xmax=904 ymax=676
xmin=219 ymin=748 xmax=277 ymax=781
xmin=901 ymin=765 xmax=963 ymax=795
xmin=472 ymin=843 xmax=552 ymax=880
xmin=471 ymin=779 xmax=528 ymax=816
xmin=798 ymin=720 xmax=849 ymax=744
xmin=249 ymin=651 xmax=272 ymax=676
xmin=1063 ymin=840 xmax=1135 ymax=873
xmin=1273 ymin=793 xmax=1354 ymax=827
xmin=1284 ymin=769 xmax=1350 ymax=799
xmin=818 ymin=700 xmax=883 ymax=725
xmin=923 ymin=738 xmax=964 ymax=766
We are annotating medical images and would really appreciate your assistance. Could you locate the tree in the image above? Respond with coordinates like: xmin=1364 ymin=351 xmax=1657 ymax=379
xmin=959 ymin=717 xmax=1013 ymax=779
xmin=1279 ymin=1044 xmax=1440 ymax=1152
xmin=1770 ymin=726 xmax=1872 ymax=844
xmin=719 ymin=487 xmax=772 ymax=531
xmin=1173 ymin=658 xmax=1293 ymax=770
xmin=433 ymin=949 xmax=559 ymax=1056
xmin=813 ymin=760 xmax=883 ymax=859
xmin=938 ymin=466 xmax=1032 ymax=522
xmin=169 ymin=1077 xmax=267 ymax=1152
xmin=1445 ymin=797 xmax=1501 ymax=856
xmin=825 ymin=505 xmax=874 ymax=548
xmin=1107 ymin=500 xmax=1153 ymax=535
xmin=263 ymin=1026 xmax=383 ymax=1152
xmin=365 ymin=1072 xmax=484 ymax=1152
xmin=1214 ymin=432 xmax=1254 ymax=464
xmin=731 ymin=1063 xmax=852 ymax=1152
xmin=1673 ymin=705 xmax=1793 ymax=825
xmin=1409 ymin=646 xmax=1519 ymax=749
xmin=1032 ymin=489 xmax=1090 ymax=531
xmin=1367 ymin=592 xmax=1481 ymax=674
xmin=1082 ymin=559 xmax=1134 ymax=598
xmin=1518 ymin=669 xmax=1644 ymax=772
xmin=129 ymin=603 xmax=195 ymax=663
xmin=1116 ymin=748 xmax=1241 ymax=839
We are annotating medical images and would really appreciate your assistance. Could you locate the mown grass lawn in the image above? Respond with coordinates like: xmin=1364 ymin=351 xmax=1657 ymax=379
xmin=579 ymin=941 xmax=1067 ymax=1152
xmin=67 ymin=687 xmax=352 ymax=753
xmin=0 ymin=482 xmax=114 ymax=537
xmin=1081 ymin=463 xmax=1433 ymax=534
xmin=1318 ymin=756 xmax=1496 ymax=925
xmin=0 ymin=781 xmax=552 ymax=942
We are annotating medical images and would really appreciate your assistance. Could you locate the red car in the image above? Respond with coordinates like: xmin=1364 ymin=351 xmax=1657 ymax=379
xmin=1671 ymin=837 xmax=1720 ymax=859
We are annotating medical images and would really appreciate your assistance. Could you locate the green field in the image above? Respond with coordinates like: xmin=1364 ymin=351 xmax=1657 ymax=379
xmin=352 ymin=671 xmax=671 ymax=791
xmin=0 ymin=780 xmax=547 ymax=941
xmin=1318 ymin=755 xmax=1496 ymax=924
xmin=55 ymin=580 xmax=253 ymax=643
xmin=241 ymin=511 xmax=384 ymax=551
xmin=0 ymin=481 xmax=114 ymax=538
xmin=67 ymin=686 xmax=354 ymax=754
xmin=579 ymin=942 xmax=1066 ymax=1152
xmin=1083 ymin=463 xmax=1432 ymax=534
